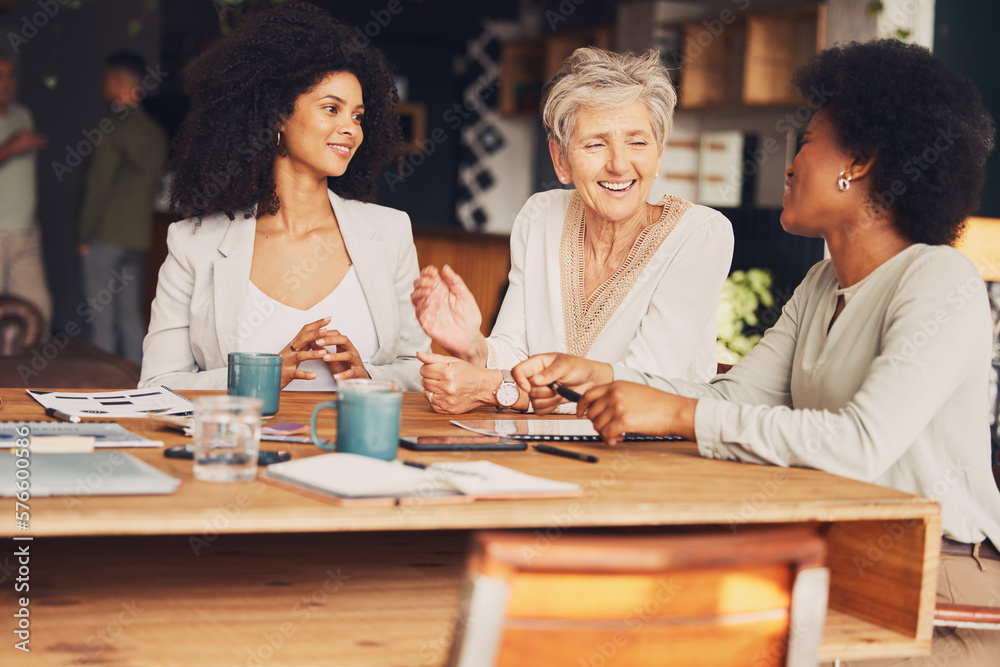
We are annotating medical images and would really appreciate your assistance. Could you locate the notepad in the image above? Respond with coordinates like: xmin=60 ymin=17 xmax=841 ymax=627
xmin=261 ymin=453 xmax=582 ymax=506
xmin=0 ymin=421 xmax=163 ymax=448
xmin=26 ymin=386 xmax=193 ymax=419
xmin=451 ymin=419 xmax=681 ymax=442
xmin=0 ymin=451 xmax=181 ymax=497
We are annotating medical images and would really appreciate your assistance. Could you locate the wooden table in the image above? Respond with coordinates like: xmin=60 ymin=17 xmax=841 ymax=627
xmin=0 ymin=389 xmax=940 ymax=666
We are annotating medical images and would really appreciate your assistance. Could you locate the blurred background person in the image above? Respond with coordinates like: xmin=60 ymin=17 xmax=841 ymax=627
xmin=0 ymin=47 xmax=51 ymax=329
xmin=77 ymin=50 xmax=167 ymax=366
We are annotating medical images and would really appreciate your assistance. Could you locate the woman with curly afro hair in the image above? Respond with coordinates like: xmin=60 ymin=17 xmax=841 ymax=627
xmin=515 ymin=39 xmax=1000 ymax=666
xmin=139 ymin=1 xmax=429 ymax=391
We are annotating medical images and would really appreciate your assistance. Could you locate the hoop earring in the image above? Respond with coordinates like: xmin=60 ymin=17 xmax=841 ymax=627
xmin=276 ymin=131 xmax=282 ymax=148
xmin=838 ymin=172 xmax=851 ymax=192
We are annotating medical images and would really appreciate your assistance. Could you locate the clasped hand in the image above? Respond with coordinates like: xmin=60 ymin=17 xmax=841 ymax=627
xmin=281 ymin=316 xmax=369 ymax=387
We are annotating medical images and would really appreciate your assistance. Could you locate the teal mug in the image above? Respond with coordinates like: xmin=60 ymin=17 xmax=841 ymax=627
xmin=310 ymin=379 xmax=402 ymax=460
xmin=228 ymin=352 xmax=282 ymax=417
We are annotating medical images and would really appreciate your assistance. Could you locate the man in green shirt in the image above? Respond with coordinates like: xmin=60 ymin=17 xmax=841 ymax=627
xmin=0 ymin=48 xmax=51 ymax=329
xmin=77 ymin=51 xmax=167 ymax=365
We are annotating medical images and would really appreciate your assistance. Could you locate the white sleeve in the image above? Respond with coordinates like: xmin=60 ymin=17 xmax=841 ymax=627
xmin=693 ymin=253 xmax=991 ymax=482
xmin=484 ymin=199 xmax=532 ymax=369
xmin=614 ymin=264 xmax=807 ymax=408
xmin=139 ymin=223 xmax=227 ymax=390
xmin=618 ymin=210 xmax=734 ymax=380
xmin=365 ymin=217 xmax=431 ymax=391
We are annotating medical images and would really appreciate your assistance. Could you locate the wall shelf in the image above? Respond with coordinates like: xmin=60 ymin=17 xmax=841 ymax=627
xmin=680 ymin=3 xmax=826 ymax=110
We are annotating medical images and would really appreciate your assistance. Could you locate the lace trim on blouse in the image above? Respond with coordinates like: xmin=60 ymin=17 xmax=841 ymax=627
xmin=560 ymin=191 xmax=692 ymax=358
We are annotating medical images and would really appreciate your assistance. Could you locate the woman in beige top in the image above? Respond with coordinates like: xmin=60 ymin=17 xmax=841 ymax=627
xmin=515 ymin=40 xmax=1000 ymax=666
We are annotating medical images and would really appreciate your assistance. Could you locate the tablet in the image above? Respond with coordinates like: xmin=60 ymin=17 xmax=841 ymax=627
xmin=451 ymin=419 xmax=682 ymax=442
xmin=399 ymin=436 xmax=528 ymax=451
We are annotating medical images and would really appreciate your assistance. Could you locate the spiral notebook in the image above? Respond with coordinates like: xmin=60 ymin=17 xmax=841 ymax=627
xmin=451 ymin=419 xmax=681 ymax=442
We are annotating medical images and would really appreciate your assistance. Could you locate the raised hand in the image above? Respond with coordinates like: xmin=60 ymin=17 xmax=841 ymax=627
xmin=410 ymin=264 xmax=487 ymax=365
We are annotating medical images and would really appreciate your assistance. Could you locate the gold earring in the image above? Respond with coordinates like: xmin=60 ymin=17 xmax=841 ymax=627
xmin=276 ymin=131 xmax=282 ymax=148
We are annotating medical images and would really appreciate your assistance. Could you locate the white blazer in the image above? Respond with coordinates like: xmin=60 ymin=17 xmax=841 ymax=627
xmin=139 ymin=190 xmax=429 ymax=390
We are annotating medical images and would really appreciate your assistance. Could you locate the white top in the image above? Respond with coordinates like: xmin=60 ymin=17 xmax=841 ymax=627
xmin=486 ymin=189 xmax=734 ymax=382
xmin=0 ymin=103 xmax=37 ymax=233
xmin=616 ymin=244 xmax=1000 ymax=546
xmin=238 ymin=266 xmax=379 ymax=391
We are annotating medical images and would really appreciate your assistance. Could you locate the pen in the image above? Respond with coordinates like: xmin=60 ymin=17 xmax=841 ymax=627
xmin=45 ymin=407 xmax=82 ymax=424
xmin=402 ymin=461 xmax=485 ymax=478
xmin=549 ymin=382 xmax=583 ymax=402
xmin=533 ymin=443 xmax=598 ymax=463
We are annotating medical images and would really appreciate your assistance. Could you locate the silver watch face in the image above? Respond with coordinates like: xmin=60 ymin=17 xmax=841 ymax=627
xmin=496 ymin=382 xmax=519 ymax=408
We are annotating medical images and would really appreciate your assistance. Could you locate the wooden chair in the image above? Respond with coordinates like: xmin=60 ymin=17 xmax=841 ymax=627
xmin=447 ymin=528 xmax=830 ymax=667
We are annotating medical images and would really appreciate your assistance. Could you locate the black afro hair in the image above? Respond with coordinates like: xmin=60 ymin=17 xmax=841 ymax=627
xmin=792 ymin=38 xmax=995 ymax=245
xmin=169 ymin=0 xmax=402 ymax=220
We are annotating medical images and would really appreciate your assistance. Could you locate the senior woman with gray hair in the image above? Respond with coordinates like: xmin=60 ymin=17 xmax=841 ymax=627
xmin=410 ymin=47 xmax=733 ymax=413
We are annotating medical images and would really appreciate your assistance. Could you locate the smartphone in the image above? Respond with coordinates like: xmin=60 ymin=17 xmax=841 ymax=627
xmin=261 ymin=422 xmax=308 ymax=436
xmin=399 ymin=436 xmax=527 ymax=451
xmin=164 ymin=445 xmax=291 ymax=465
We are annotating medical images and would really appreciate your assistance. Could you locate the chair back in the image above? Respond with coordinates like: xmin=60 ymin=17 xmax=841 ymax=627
xmin=447 ymin=527 xmax=829 ymax=667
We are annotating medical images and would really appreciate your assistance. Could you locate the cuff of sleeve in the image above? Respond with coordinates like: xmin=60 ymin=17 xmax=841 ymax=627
xmin=485 ymin=339 xmax=498 ymax=369
xmin=612 ymin=365 xmax=649 ymax=384
xmin=693 ymin=398 xmax=731 ymax=460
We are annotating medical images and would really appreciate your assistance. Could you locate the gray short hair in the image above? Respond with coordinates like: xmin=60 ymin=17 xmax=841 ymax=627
xmin=541 ymin=47 xmax=677 ymax=154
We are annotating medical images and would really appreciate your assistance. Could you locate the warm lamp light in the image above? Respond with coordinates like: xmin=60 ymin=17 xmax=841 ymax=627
xmin=955 ymin=217 xmax=1000 ymax=281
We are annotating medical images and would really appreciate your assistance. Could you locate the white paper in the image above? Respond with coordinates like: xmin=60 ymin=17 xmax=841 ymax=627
xmin=27 ymin=386 xmax=193 ymax=419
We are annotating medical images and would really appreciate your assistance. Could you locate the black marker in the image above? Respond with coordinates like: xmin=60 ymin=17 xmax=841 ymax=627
xmin=44 ymin=407 xmax=81 ymax=424
xmin=549 ymin=382 xmax=583 ymax=402
xmin=533 ymin=443 xmax=598 ymax=463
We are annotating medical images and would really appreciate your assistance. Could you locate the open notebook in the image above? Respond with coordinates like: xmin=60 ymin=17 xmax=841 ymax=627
xmin=261 ymin=453 xmax=582 ymax=506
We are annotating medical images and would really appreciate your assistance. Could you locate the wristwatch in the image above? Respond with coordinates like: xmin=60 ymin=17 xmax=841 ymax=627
xmin=494 ymin=370 xmax=520 ymax=412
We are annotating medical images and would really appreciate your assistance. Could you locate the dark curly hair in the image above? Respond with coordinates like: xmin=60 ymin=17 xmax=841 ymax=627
xmin=792 ymin=39 xmax=995 ymax=245
xmin=170 ymin=1 xmax=402 ymax=220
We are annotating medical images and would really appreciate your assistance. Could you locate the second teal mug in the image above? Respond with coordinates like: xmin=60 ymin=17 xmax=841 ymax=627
xmin=310 ymin=379 xmax=402 ymax=460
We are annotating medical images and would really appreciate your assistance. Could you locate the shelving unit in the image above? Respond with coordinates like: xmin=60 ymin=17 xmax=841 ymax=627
xmin=499 ymin=26 xmax=614 ymax=116
xmin=680 ymin=3 xmax=826 ymax=110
